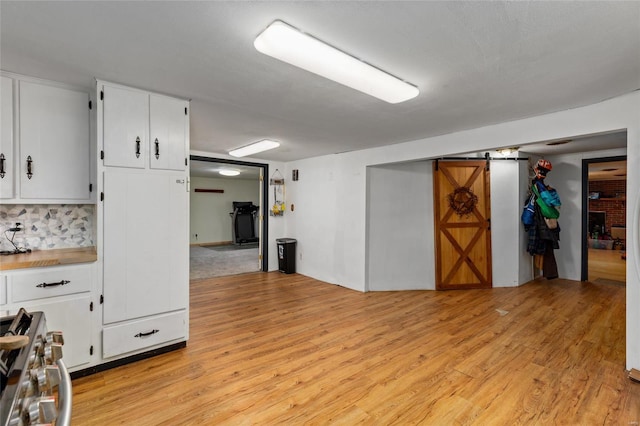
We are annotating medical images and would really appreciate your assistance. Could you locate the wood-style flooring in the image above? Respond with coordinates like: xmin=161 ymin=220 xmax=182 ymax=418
xmin=588 ymin=247 xmax=626 ymax=283
xmin=72 ymin=272 xmax=640 ymax=424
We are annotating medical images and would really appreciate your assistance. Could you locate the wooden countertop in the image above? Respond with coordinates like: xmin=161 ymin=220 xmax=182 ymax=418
xmin=0 ymin=247 xmax=97 ymax=271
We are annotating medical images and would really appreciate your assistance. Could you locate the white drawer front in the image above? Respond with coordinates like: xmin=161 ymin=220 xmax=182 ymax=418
xmin=9 ymin=265 xmax=92 ymax=302
xmin=102 ymin=310 xmax=186 ymax=358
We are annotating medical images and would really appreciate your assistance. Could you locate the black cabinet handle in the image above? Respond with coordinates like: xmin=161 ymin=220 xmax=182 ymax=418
xmin=154 ymin=138 xmax=160 ymax=159
xmin=135 ymin=137 xmax=141 ymax=158
xmin=37 ymin=280 xmax=70 ymax=288
xmin=134 ymin=329 xmax=159 ymax=338
xmin=26 ymin=155 xmax=33 ymax=179
xmin=0 ymin=153 xmax=5 ymax=178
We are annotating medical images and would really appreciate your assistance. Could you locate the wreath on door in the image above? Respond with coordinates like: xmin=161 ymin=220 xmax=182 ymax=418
xmin=448 ymin=186 xmax=478 ymax=217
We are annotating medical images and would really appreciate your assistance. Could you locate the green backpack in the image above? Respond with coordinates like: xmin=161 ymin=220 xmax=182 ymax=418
xmin=531 ymin=184 xmax=560 ymax=219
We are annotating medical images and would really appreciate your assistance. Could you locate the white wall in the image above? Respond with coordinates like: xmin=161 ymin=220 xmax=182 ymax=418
xmin=283 ymin=91 xmax=640 ymax=369
xmin=190 ymin=176 xmax=259 ymax=244
xmin=366 ymin=161 xmax=434 ymax=291
xmin=490 ymin=159 xmax=525 ymax=287
xmin=518 ymin=159 xmax=535 ymax=284
xmin=285 ymin=155 xmax=339 ymax=284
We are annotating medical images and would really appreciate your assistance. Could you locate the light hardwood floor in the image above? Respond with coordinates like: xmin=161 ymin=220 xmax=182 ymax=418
xmin=72 ymin=273 xmax=640 ymax=424
xmin=588 ymin=247 xmax=626 ymax=283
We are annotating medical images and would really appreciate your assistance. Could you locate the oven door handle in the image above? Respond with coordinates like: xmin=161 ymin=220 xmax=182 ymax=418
xmin=56 ymin=358 xmax=72 ymax=426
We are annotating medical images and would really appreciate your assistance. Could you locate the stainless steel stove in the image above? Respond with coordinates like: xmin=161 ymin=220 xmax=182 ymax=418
xmin=1 ymin=308 xmax=71 ymax=426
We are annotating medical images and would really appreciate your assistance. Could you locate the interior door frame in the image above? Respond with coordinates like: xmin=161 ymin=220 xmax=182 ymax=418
xmin=190 ymin=155 xmax=269 ymax=272
xmin=580 ymin=154 xmax=627 ymax=281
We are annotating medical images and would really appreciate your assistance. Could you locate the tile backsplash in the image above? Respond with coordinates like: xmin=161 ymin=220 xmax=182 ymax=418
xmin=0 ymin=205 xmax=95 ymax=251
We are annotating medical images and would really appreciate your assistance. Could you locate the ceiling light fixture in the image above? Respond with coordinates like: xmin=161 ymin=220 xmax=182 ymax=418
xmin=496 ymin=147 xmax=519 ymax=156
xmin=229 ymin=139 xmax=280 ymax=158
xmin=219 ymin=169 xmax=240 ymax=176
xmin=254 ymin=20 xmax=419 ymax=104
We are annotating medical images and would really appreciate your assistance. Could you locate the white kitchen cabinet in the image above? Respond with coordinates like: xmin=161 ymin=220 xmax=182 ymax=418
xmin=101 ymin=83 xmax=187 ymax=171
xmin=149 ymin=94 xmax=188 ymax=171
xmin=19 ymin=80 xmax=91 ymax=200
xmin=98 ymin=80 xmax=189 ymax=364
xmin=102 ymin=169 xmax=188 ymax=324
xmin=4 ymin=264 xmax=95 ymax=370
xmin=0 ymin=76 xmax=14 ymax=199
xmin=102 ymin=84 xmax=148 ymax=169
xmin=0 ymin=72 xmax=93 ymax=203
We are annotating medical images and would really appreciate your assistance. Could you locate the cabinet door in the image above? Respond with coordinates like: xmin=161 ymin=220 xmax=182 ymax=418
xmin=0 ymin=76 xmax=14 ymax=199
xmin=102 ymin=85 xmax=147 ymax=169
xmin=103 ymin=170 xmax=188 ymax=324
xmin=19 ymin=81 xmax=90 ymax=200
xmin=6 ymin=295 xmax=92 ymax=369
xmin=149 ymin=94 xmax=187 ymax=171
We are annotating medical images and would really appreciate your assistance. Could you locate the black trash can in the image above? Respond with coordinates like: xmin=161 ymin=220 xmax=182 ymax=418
xmin=276 ymin=238 xmax=297 ymax=274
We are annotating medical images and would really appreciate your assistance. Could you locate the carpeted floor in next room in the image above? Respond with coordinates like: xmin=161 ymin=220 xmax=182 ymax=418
xmin=190 ymin=244 xmax=260 ymax=280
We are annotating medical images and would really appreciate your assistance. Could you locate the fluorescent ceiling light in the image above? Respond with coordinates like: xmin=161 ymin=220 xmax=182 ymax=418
xmin=229 ymin=139 xmax=280 ymax=157
xmin=219 ymin=169 xmax=240 ymax=176
xmin=254 ymin=20 xmax=419 ymax=104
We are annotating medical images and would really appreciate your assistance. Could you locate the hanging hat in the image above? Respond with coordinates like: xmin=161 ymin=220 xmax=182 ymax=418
xmin=535 ymin=159 xmax=552 ymax=179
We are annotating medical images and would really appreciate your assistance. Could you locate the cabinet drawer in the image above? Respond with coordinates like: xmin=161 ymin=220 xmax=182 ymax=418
xmin=102 ymin=310 xmax=186 ymax=358
xmin=9 ymin=265 xmax=92 ymax=302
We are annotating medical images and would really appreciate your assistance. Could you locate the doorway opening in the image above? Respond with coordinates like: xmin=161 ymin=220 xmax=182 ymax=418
xmin=189 ymin=156 xmax=269 ymax=280
xmin=581 ymin=155 xmax=627 ymax=284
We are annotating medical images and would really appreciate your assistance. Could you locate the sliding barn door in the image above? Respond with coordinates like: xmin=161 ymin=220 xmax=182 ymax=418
xmin=433 ymin=161 xmax=492 ymax=290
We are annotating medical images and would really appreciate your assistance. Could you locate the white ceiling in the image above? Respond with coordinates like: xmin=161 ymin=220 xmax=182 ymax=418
xmin=1 ymin=1 xmax=639 ymax=162
xmin=589 ymin=160 xmax=627 ymax=181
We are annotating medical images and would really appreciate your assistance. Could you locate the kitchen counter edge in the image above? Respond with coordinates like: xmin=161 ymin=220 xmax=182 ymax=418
xmin=0 ymin=247 xmax=97 ymax=271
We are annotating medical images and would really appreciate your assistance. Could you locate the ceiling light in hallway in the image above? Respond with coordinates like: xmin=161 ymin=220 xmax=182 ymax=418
xmin=229 ymin=139 xmax=280 ymax=157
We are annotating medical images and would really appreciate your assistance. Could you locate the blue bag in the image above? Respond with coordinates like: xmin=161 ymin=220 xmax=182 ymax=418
xmin=521 ymin=194 xmax=536 ymax=226
xmin=540 ymin=188 xmax=561 ymax=207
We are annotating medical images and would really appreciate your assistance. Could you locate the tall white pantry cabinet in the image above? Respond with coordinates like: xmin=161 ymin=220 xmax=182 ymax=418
xmin=96 ymin=81 xmax=190 ymax=360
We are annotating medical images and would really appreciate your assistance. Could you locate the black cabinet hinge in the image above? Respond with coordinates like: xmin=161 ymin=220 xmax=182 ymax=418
xmin=89 ymin=100 xmax=92 ymax=110
xmin=100 ymin=192 xmax=104 ymax=201
xmin=90 ymin=345 xmax=94 ymax=356
xmin=90 ymin=301 xmax=94 ymax=311
xmin=89 ymin=183 xmax=93 ymax=193
xmin=100 ymin=150 xmax=104 ymax=160
xmin=100 ymin=294 xmax=104 ymax=304
xmin=185 ymin=107 xmax=188 ymax=115
xmin=185 ymin=158 xmax=188 ymax=166
xmin=100 ymin=90 xmax=104 ymax=101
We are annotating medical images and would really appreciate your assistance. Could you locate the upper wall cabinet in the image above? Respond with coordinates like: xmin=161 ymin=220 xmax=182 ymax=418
xmin=102 ymin=85 xmax=147 ymax=169
xmin=101 ymin=83 xmax=187 ymax=171
xmin=1 ymin=76 xmax=14 ymax=199
xmin=149 ymin=94 xmax=188 ymax=171
xmin=0 ymin=72 xmax=93 ymax=203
